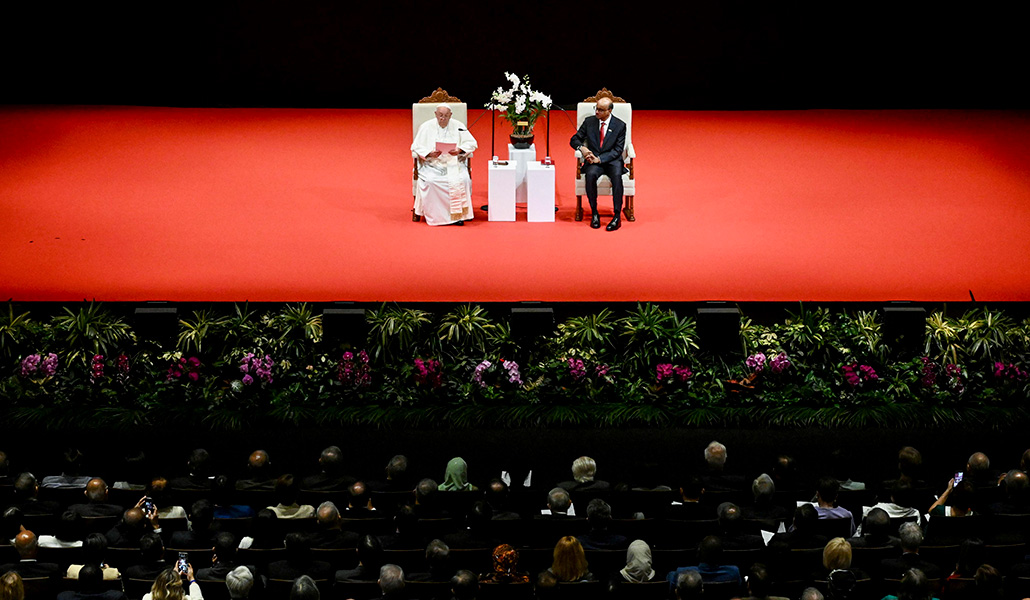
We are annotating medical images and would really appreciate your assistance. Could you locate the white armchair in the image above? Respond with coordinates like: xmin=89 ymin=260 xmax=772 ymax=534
xmin=411 ymin=88 xmax=469 ymax=222
xmin=574 ymin=88 xmax=636 ymax=221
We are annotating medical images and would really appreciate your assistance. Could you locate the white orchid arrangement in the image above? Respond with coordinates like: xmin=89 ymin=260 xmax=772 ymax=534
xmin=486 ymin=72 xmax=552 ymax=135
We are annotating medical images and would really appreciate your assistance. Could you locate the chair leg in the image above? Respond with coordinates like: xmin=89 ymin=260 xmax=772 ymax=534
xmin=412 ymin=208 xmax=421 ymax=222
xmin=623 ymin=195 xmax=635 ymax=221
xmin=575 ymin=196 xmax=584 ymax=221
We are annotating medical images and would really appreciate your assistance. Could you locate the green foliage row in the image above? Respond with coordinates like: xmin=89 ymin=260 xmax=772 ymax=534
xmin=1 ymin=301 xmax=1028 ymax=431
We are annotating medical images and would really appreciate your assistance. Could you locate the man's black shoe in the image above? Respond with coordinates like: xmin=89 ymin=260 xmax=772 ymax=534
xmin=590 ymin=214 xmax=601 ymax=229
xmin=606 ymin=217 xmax=621 ymax=231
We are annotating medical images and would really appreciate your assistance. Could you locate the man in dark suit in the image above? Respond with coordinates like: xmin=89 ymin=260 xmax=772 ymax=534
xmin=67 ymin=479 xmax=123 ymax=518
xmin=266 ymin=532 xmax=332 ymax=580
xmin=122 ymin=532 xmax=169 ymax=580
xmin=879 ymin=522 xmax=942 ymax=579
xmin=570 ymin=96 xmax=628 ymax=231
xmin=307 ymin=501 xmax=359 ymax=548
xmin=0 ymin=530 xmax=61 ymax=579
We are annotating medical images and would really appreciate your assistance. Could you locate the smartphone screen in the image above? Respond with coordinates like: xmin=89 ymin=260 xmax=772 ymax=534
xmin=177 ymin=552 xmax=188 ymax=574
xmin=954 ymin=471 xmax=964 ymax=484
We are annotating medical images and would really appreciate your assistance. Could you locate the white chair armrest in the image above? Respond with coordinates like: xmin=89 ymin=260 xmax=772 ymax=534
xmin=625 ymin=143 xmax=636 ymax=160
xmin=574 ymin=149 xmax=583 ymax=159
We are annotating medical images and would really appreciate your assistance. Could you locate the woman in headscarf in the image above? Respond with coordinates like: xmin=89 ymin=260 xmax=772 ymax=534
xmin=480 ymin=543 xmax=530 ymax=584
xmin=439 ymin=457 xmax=478 ymax=492
xmin=618 ymin=539 xmax=655 ymax=583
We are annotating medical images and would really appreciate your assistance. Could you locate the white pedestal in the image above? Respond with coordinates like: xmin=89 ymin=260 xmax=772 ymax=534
xmin=526 ymin=161 xmax=556 ymax=222
xmin=487 ymin=161 xmax=516 ymax=221
xmin=507 ymin=143 xmax=537 ymax=206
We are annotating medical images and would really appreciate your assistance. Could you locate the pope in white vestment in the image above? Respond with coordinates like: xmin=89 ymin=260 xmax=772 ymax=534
xmin=411 ymin=105 xmax=478 ymax=225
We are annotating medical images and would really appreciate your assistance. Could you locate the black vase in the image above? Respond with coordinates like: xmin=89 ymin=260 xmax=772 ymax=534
xmin=509 ymin=133 xmax=534 ymax=150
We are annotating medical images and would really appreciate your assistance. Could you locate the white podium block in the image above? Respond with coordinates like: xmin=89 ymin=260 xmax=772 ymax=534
xmin=507 ymin=143 xmax=536 ymax=206
xmin=526 ymin=161 xmax=556 ymax=222
xmin=487 ymin=161 xmax=516 ymax=222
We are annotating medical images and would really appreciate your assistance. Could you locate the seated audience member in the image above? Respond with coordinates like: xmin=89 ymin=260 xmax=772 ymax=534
xmin=290 ymin=574 xmax=320 ymax=600
xmin=485 ymin=479 xmax=520 ymax=521
xmin=883 ymin=447 xmax=926 ymax=490
xmin=741 ymin=563 xmax=789 ymax=600
xmin=0 ymin=571 xmax=23 ymax=600
xmin=377 ymin=564 xmax=406 ymax=600
xmin=715 ymin=502 xmax=762 ymax=550
xmin=168 ymin=448 xmax=213 ymax=489
xmin=143 ymin=567 xmax=200 ymax=600
xmin=820 ymin=537 xmax=868 ymax=582
xmin=860 ymin=481 xmax=921 ymax=530
xmin=880 ymin=523 xmax=942 ymax=579
xmin=2 ymin=508 xmax=22 ymax=544
xmin=343 ymin=482 xmax=375 ymax=519
xmin=57 ymin=563 xmax=126 ymax=600
xmin=801 ymin=588 xmax=825 ymax=600
xmin=441 ymin=501 xmax=499 ymax=549
xmin=211 ymin=476 xmax=254 ymax=519
xmin=666 ymin=535 xmax=739 ymax=590
xmin=0 ymin=530 xmax=61 ymax=579
xmin=558 ymin=456 xmax=609 ymax=492
xmin=987 ymin=470 xmax=1029 ymax=514
xmin=267 ymin=475 xmax=315 ymax=519
xmin=238 ymin=509 xmax=282 ymax=549
xmin=122 ymin=532 xmax=169 ymax=580
xmin=406 ymin=539 xmax=451 ymax=582
xmin=368 ymin=455 xmax=411 ymax=493
xmin=196 ymin=532 xmax=242 ymax=580
xmin=927 ymin=479 xmax=975 ymax=518
xmin=439 ymin=457 xmax=478 ymax=492
xmin=742 ymin=474 xmax=789 ymax=525
xmin=479 ymin=544 xmax=529 ymax=584
xmin=702 ymin=441 xmax=745 ymax=491
xmin=170 ymin=500 xmax=215 ymax=548
xmin=40 ymin=448 xmax=91 ymax=490
xmin=335 ymin=535 xmax=384 ymax=582
xmin=850 ymin=508 xmax=900 ymax=548
xmin=616 ymin=539 xmax=655 ymax=583
xmin=537 ymin=487 xmax=576 ymax=520
xmin=169 ymin=449 xmax=213 ymax=491
xmin=307 ymin=502 xmax=358 ymax=548
xmin=225 ymin=566 xmax=254 ymax=600
xmin=947 ymin=538 xmax=985 ymax=579
xmin=10 ymin=473 xmax=59 ymax=517
xmin=675 ymin=570 xmax=704 ymax=600
xmin=413 ymin=478 xmax=447 ymax=518
xmin=814 ymin=475 xmax=856 ymax=536
xmin=380 ymin=505 xmax=424 ymax=550
xmin=450 ymin=569 xmax=479 ymax=600
xmin=769 ymin=504 xmax=827 ymax=550
xmin=235 ymin=450 xmax=275 ymax=491
xmin=68 ymin=479 xmax=123 ymax=518
xmin=39 ymin=511 xmax=84 ymax=548
xmin=548 ymin=536 xmax=594 ymax=582
xmin=772 ymin=454 xmax=803 ymax=492
xmin=66 ymin=533 xmax=120 ymax=580
xmin=973 ymin=564 xmax=1002 ymax=600
xmin=146 ymin=477 xmax=186 ymax=520
xmin=881 ymin=568 xmax=936 ymax=600
xmin=266 ymin=532 xmax=332 ymax=580
xmin=965 ymin=452 xmax=996 ymax=490
xmin=301 ymin=446 xmax=354 ymax=492
xmin=105 ymin=505 xmax=158 ymax=548
xmin=577 ymin=498 xmax=629 ymax=550
xmin=667 ymin=474 xmax=711 ymax=520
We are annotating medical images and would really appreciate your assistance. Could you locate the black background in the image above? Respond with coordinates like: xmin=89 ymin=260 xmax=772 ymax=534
xmin=2 ymin=1 xmax=1028 ymax=109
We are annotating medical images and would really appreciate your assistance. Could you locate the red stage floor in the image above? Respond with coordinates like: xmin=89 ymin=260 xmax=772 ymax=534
xmin=2 ymin=106 xmax=1029 ymax=303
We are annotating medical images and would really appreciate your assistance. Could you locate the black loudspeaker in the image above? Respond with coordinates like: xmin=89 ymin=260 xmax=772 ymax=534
xmin=696 ymin=305 xmax=742 ymax=354
xmin=322 ymin=307 xmax=368 ymax=346
xmin=510 ymin=307 xmax=555 ymax=341
xmin=133 ymin=306 xmax=177 ymax=343
xmin=883 ymin=305 xmax=926 ymax=355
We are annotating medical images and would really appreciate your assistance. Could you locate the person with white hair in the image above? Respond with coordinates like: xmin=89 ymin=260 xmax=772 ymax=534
xmin=559 ymin=456 xmax=609 ymax=492
xmin=411 ymin=104 xmax=477 ymax=226
xmin=702 ymin=441 xmax=745 ymax=491
xmin=225 ymin=566 xmax=254 ymax=600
